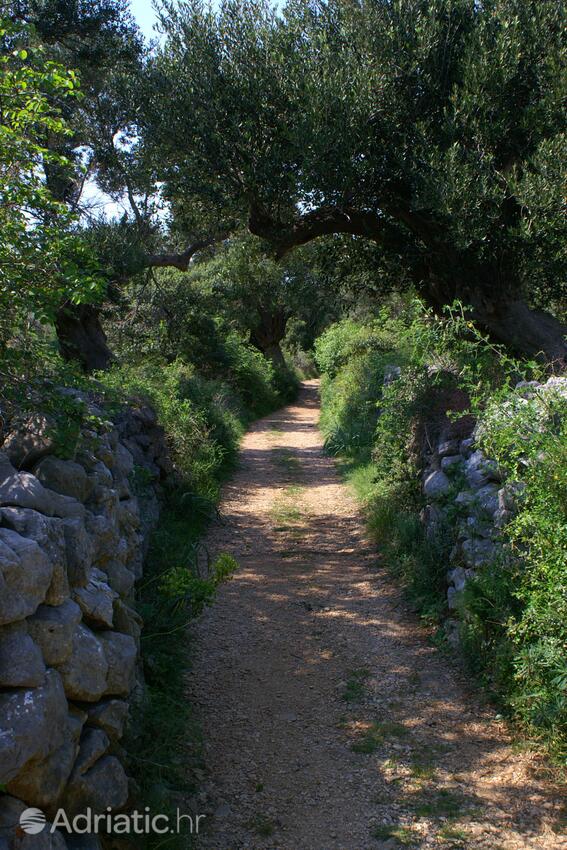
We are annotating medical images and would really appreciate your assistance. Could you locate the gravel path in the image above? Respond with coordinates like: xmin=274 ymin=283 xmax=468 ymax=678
xmin=188 ymin=381 xmax=565 ymax=850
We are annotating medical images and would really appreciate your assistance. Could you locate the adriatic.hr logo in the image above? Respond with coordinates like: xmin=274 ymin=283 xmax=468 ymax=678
xmin=19 ymin=808 xmax=47 ymax=835
xmin=18 ymin=806 xmax=205 ymax=836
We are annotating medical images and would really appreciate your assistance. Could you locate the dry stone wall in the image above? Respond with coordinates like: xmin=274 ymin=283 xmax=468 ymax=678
xmin=419 ymin=376 xmax=567 ymax=643
xmin=0 ymin=392 xmax=170 ymax=848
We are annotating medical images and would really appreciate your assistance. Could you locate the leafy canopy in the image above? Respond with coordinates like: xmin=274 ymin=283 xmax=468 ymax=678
xmin=139 ymin=0 xmax=566 ymax=309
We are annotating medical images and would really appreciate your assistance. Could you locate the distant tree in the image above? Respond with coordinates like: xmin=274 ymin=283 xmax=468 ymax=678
xmin=138 ymin=0 xmax=566 ymax=364
xmin=181 ymin=235 xmax=332 ymax=366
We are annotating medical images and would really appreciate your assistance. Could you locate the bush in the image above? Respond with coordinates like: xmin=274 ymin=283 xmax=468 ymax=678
xmin=462 ymin=382 xmax=567 ymax=758
xmin=316 ymin=306 xmax=567 ymax=761
xmin=315 ymin=311 xmax=414 ymax=459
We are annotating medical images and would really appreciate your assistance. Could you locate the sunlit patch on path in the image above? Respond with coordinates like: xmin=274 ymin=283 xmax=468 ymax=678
xmin=188 ymin=381 xmax=565 ymax=850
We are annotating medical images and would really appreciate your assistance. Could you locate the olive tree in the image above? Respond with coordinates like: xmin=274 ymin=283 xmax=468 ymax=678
xmin=138 ymin=0 xmax=566 ymax=364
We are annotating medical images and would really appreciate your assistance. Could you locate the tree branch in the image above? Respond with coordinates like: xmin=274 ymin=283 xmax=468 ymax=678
xmin=247 ymin=199 xmax=444 ymax=260
xmin=249 ymin=202 xmax=389 ymax=258
xmin=145 ymin=236 xmax=218 ymax=271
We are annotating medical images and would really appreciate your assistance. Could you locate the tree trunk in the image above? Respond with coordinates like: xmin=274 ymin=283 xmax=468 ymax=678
xmin=249 ymin=202 xmax=567 ymax=368
xmin=421 ymin=267 xmax=567 ymax=369
xmin=55 ymin=303 xmax=113 ymax=373
xmin=470 ymin=298 xmax=567 ymax=368
xmin=249 ymin=307 xmax=289 ymax=368
xmin=262 ymin=342 xmax=286 ymax=368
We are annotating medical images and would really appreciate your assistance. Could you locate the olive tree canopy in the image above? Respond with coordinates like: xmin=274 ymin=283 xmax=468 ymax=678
xmin=137 ymin=0 xmax=566 ymax=364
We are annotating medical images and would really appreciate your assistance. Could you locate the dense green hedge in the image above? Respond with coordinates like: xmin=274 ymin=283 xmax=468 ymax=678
xmin=316 ymin=307 xmax=567 ymax=764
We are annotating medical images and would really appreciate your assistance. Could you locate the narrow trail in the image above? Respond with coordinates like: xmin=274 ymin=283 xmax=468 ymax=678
xmin=189 ymin=382 xmax=565 ymax=850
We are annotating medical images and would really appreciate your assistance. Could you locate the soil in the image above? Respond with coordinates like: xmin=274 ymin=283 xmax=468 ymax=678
xmin=188 ymin=381 xmax=566 ymax=850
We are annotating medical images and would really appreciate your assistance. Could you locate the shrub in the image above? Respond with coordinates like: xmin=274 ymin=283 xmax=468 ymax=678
xmin=463 ymin=383 xmax=567 ymax=758
xmin=316 ymin=306 xmax=567 ymax=761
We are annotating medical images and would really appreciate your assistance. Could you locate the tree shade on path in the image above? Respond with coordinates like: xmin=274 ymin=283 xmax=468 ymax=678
xmin=189 ymin=382 xmax=565 ymax=849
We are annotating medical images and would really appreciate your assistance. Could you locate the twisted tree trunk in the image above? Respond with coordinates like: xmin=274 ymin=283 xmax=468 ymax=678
xmin=55 ymin=303 xmax=113 ymax=373
xmin=249 ymin=307 xmax=289 ymax=367
xmin=249 ymin=203 xmax=567 ymax=368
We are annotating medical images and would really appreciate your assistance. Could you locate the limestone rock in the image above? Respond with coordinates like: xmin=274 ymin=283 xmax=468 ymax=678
xmin=494 ymin=506 xmax=513 ymax=528
xmin=0 ymin=529 xmax=53 ymax=625
xmin=475 ymin=483 xmax=500 ymax=515
xmin=58 ymin=625 xmax=108 ymax=702
xmin=7 ymin=734 xmax=78 ymax=810
xmin=86 ymin=700 xmax=128 ymax=742
xmin=462 ymin=537 xmax=497 ymax=569
xmin=461 ymin=514 xmax=495 ymax=540
xmin=0 ymin=669 xmax=68 ymax=785
xmin=459 ymin=437 xmax=475 ymax=457
xmin=423 ymin=469 xmax=451 ymax=499
xmin=73 ymin=571 xmax=117 ymax=629
xmin=455 ymin=489 xmax=475 ymax=507
xmin=440 ymin=454 xmax=462 ymax=473
xmin=0 ymin=795 xmax=26 ymax=845
xmin=84 ymin=513 xmax=119 ymax=568
xmin=63 ymin=755 xmax=128 ymax=816
xmin=383 ymin=364 xmax=401 ymax=385
xmin=27 ymin=600 xmax=82 ymax=667
xmin=104 ymin=560 xmax=135 ymax=598
xmin=465 ymin=450 xmax=501 ymax=489
xmin=117 ymin=498 xmax=140 ymax=531
xmin=115 ymin=443 xmax=134 ymax=478
xmin=93 ymin=441 xmax=115 ymax=471
xmin=1 ymin=508 xmax=69 ymax=606
xmin=1 ymin=413 xmax=55 ymax=469
xmin=35 ymin=457 xmax=92 ymax=503
xmin=420 ymin=503 xmax=445 ymax=539
xmin=72 ymin=728 xmax=110 ymax=777
xmin=61 ymin=518 xmax=93 ymax=588
xmin=498 ymin=481 xmax=526 ymax=513
xmin=447 ymin=586 xmax=459 ymax=610
xmin=88 ymin=461 xmax=113 ymax=490
xmin=100 ymin=632 xmax=137 ymax=697
xmin=0 ymin=454 xmax=84 ymax=519
xmin=438 ymin=439 xmax=459 ymax=458
xmin=74 ymin=448 xmax=98 ymax=472
xmin=0 ymin=621 xmax=45 ymax=687
xmin=444 ymin=618 xmax=461 ymax=648
xmin=112 ymin=600 xmax=142 ymax=643
xmin=447 ymin=566 xmax=474 ymax=593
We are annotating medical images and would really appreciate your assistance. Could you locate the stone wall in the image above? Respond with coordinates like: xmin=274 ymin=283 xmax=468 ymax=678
xmin=0 ymin=392 xmax=170 ymax=848
xmin=419 ymin=376 xmax=567 ymax=643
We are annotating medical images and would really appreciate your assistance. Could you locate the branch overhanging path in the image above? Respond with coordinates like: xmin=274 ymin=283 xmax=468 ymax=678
xmin=189 ymin=382 xmax=564 ymax=850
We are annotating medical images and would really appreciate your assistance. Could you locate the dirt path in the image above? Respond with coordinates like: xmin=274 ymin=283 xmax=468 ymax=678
xmin=188 ymin=381 xmax=565 ymax=850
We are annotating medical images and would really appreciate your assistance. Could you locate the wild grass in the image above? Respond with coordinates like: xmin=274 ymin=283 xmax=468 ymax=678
xmin=342 ymin=668 xmax=370 ymax=702
xmin=372 ymin=824 xmax=418 ymax=846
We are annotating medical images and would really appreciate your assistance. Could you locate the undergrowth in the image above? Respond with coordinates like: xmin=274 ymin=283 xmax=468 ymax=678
xmin=104 ymin=342 xmax=297 ymax=846
xmin=316 ymin=303 xmax=567 ymax=764
xmin=124 ymin=482 xmax=237 ymax=848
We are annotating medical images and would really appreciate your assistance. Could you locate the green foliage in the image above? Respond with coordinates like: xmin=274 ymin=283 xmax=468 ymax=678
xmin=98 ymin=341 xmax=290 ymax=500
xmin=0 ymin=18 xmax=105 ymax=388
xmin=138 ymin=0 xmax=566 ymax=351
xmin=106 ymin=255 xmax=300 ymax=412
xmin=316 ymin=312 xmax=413 ymax=458
xmin=462 ymin=384 xmax=567 ymax=759
xmin=316 ymin=306 xmax=567 ymax=760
